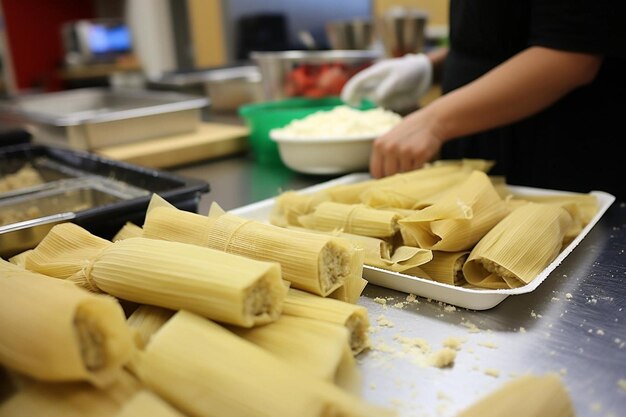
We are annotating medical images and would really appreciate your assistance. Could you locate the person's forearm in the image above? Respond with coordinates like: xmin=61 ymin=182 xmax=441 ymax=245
xmin=427 ymin=47 xmax=603 ymax=142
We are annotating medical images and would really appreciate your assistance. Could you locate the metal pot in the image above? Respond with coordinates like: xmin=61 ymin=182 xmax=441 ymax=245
xmin=325 ymin=19 xmax=374 ymax=50
xmin=251 ymin=50 xmax=381 ymax=101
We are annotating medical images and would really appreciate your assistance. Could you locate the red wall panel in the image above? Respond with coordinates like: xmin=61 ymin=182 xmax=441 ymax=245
xmin=1 ymin=0 xmax=95 ymax=91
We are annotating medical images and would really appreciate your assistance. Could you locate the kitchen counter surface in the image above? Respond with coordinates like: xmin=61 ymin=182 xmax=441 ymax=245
xmin=171 ymin=152 xmax=626 ymax=417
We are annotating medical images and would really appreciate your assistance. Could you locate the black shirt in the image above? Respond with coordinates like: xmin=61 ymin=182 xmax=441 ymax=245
xmin=441 ymin=0 xmax=626 ymax=201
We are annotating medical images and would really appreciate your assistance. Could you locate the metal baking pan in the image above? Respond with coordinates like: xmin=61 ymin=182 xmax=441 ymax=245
xmin=0 ymin=143 xmax=209 ymax=258
xmin=0 ymin=87 xmax=209 ymax=150
xmin=149 ymin=64 xmax=261 ymax=112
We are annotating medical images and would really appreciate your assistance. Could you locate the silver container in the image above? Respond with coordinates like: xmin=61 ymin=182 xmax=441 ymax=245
xmin=251 ymin=50 xmax=381 ymax=101
xmin=0 ymin=88 xmax=209 ymax=150
xmin=325 ymin=19 xmax=374 ymax=50
xmin=378 ymin=8 xmax=429 ymax=58
xmin=150 ymin=66 xmax=262 ymax=112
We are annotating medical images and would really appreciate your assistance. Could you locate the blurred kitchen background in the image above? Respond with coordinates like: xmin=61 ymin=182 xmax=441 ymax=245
xmin=0 ymin=0 xmax=448 ymax=95
xmin=0 ymin=0 xmax=448 ymax=169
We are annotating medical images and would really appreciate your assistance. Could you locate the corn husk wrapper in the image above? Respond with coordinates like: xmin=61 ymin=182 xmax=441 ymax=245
xmin=399 ymin=171 xmax=510 ymax=251
xmin=283 ymin=288 xmax=370 ymax=355
xmin=463 ymin=203 xmax=573 ymax=289
xmin=7 ymin=250 xmax=32 ymax=267
xmin=323 ymin=159 xmax=493 ymax=205
xmin=117 ymin=390 xmax=186 ymax=417
xmin=455 ymin=373 xmax=574 ymax=417
xmin=418 ymin=250 xmax=469 ymax=286
xmin=509 ymin=193 xmax=598 ymax=245
xmin=270 ymin=190 xmax=330 ymax=227
xmin=0 ymin=371 xmax=141 ymax=417
xmin=133 ymin=310 xmax=394 ymax=417
xmin=360 ymin=170 xmax=473 ymax=209
xmin=127 ymin=305 xmax=175 ymax=349
xmin=112 ymin=222 xmax=143 ymax=242
xmin=228 ymin=315 xmax=358 ymax=387
xmin=0 ymin=259 xmax=134 ymax=387
xmin=298 ymin=202 xmax=402 ymax=238
xmin=26 ymin=223 xmax=286 ymax=328
xmin=142 ymin=196 xmax=362 ymax=297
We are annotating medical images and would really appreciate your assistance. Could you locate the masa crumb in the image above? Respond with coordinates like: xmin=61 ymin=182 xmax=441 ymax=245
xmin=443 ymin=336 xmax=465 ymax=350
xmin=443 ymin=305 xmax=457 ymax=312
xmin=462 ymin=321 xmax=481 ymax=333
xmin=484 ymin=368 xmax=500 ymax=378
xmin=376 ymin=315 xmax=394 ymax=327
xmin=596 ymin=329 xmax=605 ymax=336
xmin=374 ymin=297 xmax=387 ymax=305
xmin=518 ymin=326 xmax=527 ymax=333
xmin=393 ymin=302 xmax=407 ymax=309
xmin=478 ymin=341 xmax=498 ymax=349
xmin=565 ymin=293 xmax=573 ymax=299
xmin=428 ymin=348 xmax=456 ymax=368
xmin=551 ymin=297 xmax=560 ymax=302
xmin=394 ymin=335 xmax=431 ymax=353
xmin=618 ymin=379 xmax=626 ymax=392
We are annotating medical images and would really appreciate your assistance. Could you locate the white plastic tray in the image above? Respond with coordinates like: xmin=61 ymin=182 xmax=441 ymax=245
xmin=230 ymin=173 xmax=615 ymax=310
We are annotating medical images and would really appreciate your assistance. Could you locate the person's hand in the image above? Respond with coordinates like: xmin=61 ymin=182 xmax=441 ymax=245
xmin=341 ymin=53 xmax=433 ymax=110
xmin=370 ymin=109 xmax=445 ymax=178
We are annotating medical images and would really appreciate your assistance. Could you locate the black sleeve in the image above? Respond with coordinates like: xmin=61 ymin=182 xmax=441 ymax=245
xmin=529 ymin=0 xmax=614 ymax=54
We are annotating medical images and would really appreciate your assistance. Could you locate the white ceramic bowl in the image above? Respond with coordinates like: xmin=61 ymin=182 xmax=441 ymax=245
xmin=269 ymin=130 xmax=376 ymax=175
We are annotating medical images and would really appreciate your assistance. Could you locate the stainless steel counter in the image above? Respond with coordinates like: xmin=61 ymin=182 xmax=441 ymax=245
xmin=172 ymin=153 xmax=626 ymax=417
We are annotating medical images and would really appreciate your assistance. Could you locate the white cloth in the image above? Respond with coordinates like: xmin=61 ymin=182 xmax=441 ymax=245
xmin=341 ymin=53 xmax=433 ymax=110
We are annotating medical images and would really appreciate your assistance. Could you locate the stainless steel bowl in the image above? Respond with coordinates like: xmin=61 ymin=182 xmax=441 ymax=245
xmin=251 ymin=50 xmax=381 ymax=101
xmin=325 ymin=19 xmax=375 ymax=50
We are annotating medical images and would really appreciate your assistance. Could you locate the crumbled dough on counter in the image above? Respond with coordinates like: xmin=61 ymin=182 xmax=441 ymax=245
xmin=518 ymin=326 xmax=527 ymax=333
xmin=565 ymin=293 xmax=573 ymax=299
xmin=373 ymin=297 xmax=387 ymax=305
xmin=376 ymin=315 xmax=394 ymax=327
xmin=484 ymin=368 xmax=500 ymax=378
xmin=551 ymin=297 xmax=560 ymax=302
xmin=428 ymin=348 xmax=456 ymax=368
xmin=393 ymin=335 xmax=431 ymax=353
xmin=478 ymin=341 xmax=498 ymax=349
xmin=443 ymin=336 xmax=465 ymax=350
xmin=406 ymin=293 xmax=416 ymax=302
xmin=462 ymin=321 xmax=481 ymax=333
xmin=393 ymin=302 xmax=406 ymax=309
xmin=444 ymin=305 xmax=457 ymax=312
xmin=596 ymin=329 xmax=605 ymax=336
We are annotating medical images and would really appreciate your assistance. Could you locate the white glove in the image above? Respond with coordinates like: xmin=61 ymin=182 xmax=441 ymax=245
xmin=341 ymin=53 xmax=433 ymax=110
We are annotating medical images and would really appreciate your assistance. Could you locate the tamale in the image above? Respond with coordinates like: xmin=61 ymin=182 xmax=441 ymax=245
xmin=323 ymin=159 xmax=493 ymax=205
xmin=133 ymin=310 xmax=393 ymax=417
xmin=127 ymin=305 xmax=175 ymax=349
xmin=455 ymin=373 xmax=574 ymax=417
xmin=270 ymin=190 xmax=330 ymax=227
xmin=298 ymin=202 xmax=402 ymax=238
xmin=283 ymin=288 xmax=370 ymax=355
xmin=228 ymin=315 xmax=356 ymax=384
xmin=399 ymin=171 xmax=510 ymax=251
xmin=509 ymin=193 xmax=598 ymax=245
xmin=142 ymin=196 xmax=363 ymax=297
xmin=117 ymin=390 xmax=186 ymax=417
xmin=418 ymin=250 xmax=470 ymax=286
xmin=26 ymin=223 xmax=286 ymax=328
xmin=112 ymin=222 xmax=143 ymax=242
xmin=463 ymin=203 xmax=573 ymax=289
xmin=0 ymin=371 xmax=141 ymax=417
xmin=359 ymin=170 xmax=473 ymax=209
xmin=0 ymin=259 xmax=134 ymax=387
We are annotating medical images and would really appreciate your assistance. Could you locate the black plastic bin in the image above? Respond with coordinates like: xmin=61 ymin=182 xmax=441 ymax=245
xmin=0 ymin=143 xmax=209 ymax=258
